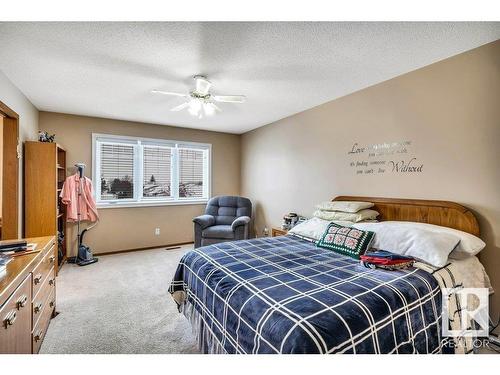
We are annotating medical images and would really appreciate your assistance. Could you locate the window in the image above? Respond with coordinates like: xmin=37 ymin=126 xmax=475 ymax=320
xmin=93 ymin=134 xmax=211 ymax=207
xmin=178 ymin=148 xmax=205 ymax=198
xmin=99 ymin=143 xmax=135 ymax=200
xmin=143 ymin=145 xmax=172 ymax=198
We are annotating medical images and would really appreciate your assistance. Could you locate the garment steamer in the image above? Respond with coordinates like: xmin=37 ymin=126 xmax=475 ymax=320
xmin=72 ymin=163 xmax=98 ymax=266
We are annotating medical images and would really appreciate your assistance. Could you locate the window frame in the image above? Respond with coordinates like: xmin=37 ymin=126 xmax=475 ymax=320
xmin=92 ymin=133 xmax=212 ymax=208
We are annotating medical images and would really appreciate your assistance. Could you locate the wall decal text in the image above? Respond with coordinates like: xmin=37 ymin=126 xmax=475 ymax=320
xmin=348 ymin=141 xmax=424 ymax=175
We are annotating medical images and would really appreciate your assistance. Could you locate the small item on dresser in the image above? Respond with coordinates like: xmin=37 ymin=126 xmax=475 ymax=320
xmin=0 ymin=254 xmax=11 ymax=279
xmin=10 ymin=243 xmax=39 ymax=258
xmin=38 ymin=130 xmax=56 ymax=143
xmin=282 ymin=212 xmax=298 ymax=229
xmin=295 ymin=216 xmax=308 ymax=226
xmin=0 ymin=239 xmax=28 ymax=253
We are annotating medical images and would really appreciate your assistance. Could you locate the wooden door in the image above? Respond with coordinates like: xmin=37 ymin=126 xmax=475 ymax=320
xmin=2 ymin=116 xmax=19 ymax=239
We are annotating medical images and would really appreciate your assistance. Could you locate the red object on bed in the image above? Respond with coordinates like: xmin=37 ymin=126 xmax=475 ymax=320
xmin=359 ymin=256 xmax=414 ymax=265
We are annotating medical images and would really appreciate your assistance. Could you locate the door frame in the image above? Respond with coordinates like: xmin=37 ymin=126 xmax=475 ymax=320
xmin=0 ymin=99 xmax=19 ymax=240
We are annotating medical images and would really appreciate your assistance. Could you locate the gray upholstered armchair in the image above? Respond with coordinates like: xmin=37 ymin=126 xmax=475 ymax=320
xmin=193 ymin=196 xmax=252 ymax=248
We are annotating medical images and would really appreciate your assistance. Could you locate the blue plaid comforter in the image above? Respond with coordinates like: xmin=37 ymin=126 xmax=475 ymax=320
xmin=169 ymin=235 xmax=443 ymax=354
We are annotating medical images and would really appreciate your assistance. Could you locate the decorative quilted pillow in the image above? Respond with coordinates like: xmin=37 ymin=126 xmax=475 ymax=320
xmin=316 ymin=222 xmax=375 ymax=259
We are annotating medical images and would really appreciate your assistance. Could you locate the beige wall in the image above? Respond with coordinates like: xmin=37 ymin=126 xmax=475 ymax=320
xmin=241 ymin=41 xmax=500 ymax=315
xmin=39 ymin=112 xmax=240 ymax=255
xmin=0 ymin=116 xmax=3 ymax=212
xmin=0 ymin=71 xmax=39 ymax=236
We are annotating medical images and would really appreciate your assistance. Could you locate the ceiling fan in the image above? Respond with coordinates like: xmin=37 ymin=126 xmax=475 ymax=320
xmin=152 ymin=75 xmax=246 ymax=118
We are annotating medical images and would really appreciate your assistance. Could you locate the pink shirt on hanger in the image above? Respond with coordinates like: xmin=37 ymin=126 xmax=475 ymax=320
xmin=60 ymin=174 xmax=99 ymax=222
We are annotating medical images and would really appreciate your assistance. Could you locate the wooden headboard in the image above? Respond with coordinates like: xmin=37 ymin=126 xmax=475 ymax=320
xmin=333 ymin=196 xmax=480 ymax=236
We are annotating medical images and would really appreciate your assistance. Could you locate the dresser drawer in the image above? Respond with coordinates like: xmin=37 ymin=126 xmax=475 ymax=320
xmin=32 ymin=244 xmax=56 ymax=297
xmin=32 ymin=267 xmax=55 ymax=327
xmin=32 ymin=288 xmax=55 ymax=354
xmin=0 ymin=274 xmax=32 ymax=354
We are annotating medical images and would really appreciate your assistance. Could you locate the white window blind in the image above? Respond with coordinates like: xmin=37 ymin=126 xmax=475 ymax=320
xmin=143 ymin=146 xmax=172 ymax=198
xmin=93 ymin=134 xmax=211 ymax=207
xmin=179 ymin=148 xmax=205 ymax=198
xmin=99 ymin=143 xmax=135 ymax=200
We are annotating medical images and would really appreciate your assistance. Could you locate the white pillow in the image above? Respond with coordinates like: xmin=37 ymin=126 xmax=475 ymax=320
xmin=355 ymin=221 xmax=485 ymax=258
xmin=353 ymin=222 xmax=460 ymax=267
xmin=313 ymin=209 xmax=379 ymax=222
xmin=316 ymin=201 xmax=374 ymax=213
xmin=288 ymin=218 xmax=354 ymax=240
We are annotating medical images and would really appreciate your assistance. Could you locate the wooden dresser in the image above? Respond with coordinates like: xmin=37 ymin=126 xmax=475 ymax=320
xmin=0 ymin=236 xmax=56 ymax=354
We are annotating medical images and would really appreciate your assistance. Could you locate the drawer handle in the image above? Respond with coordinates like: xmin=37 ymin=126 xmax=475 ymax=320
xmin=3 ymin=310 xmax=17 ymax=328
xmin=49 ymin=256 xmax=55 ymax=264
xmin=34 ymin=274 xmax=43 ymax=285
xmin=34 ymin=329 xmax=43 ymax=342
xmin=49 ymin=278 xmax=55 ymax=286
xmin=16 ymin=295 xmax=28 ymax=309
xmin=34 ymin=302 xmax=43 ymax=314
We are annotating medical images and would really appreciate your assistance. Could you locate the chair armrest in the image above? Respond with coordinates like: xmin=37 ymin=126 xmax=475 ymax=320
xmin=193 ymin=215 xmax=215 ymax=230
xmin=231 ymin=216 xmax=251 ymax=231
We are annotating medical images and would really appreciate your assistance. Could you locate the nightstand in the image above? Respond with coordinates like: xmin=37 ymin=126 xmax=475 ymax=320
xmin=272 ymin=228 xmax=288 ymax=237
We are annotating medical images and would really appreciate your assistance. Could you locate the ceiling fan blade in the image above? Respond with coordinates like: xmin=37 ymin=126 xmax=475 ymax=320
xmin=213 ymin=95 xmax=246 ymax=103
xmin=194 ymin=76 xmax=212 ymax=95
xmin=152 ymin=90 xmax=188 ymax=97
xmin=170 ymin=102 xmax=190 ymax=112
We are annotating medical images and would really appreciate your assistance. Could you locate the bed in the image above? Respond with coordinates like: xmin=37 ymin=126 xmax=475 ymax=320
xmin=169 ymin=196 xmax=489 ymax=354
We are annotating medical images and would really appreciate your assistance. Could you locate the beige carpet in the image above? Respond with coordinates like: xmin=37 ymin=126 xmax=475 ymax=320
xmin=40 ymin=245 xmax=198 ymax=354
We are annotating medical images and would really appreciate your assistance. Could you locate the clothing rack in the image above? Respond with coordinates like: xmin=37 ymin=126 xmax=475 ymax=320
xmin=74 ymin=163 xmax=86 ymax=246
xmin=71 ymin=163 xmax=98 ymax=266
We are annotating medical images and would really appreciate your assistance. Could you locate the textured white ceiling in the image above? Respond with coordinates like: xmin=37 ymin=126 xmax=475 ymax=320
xmin=0 ymin=22 xmax=498 ymax=134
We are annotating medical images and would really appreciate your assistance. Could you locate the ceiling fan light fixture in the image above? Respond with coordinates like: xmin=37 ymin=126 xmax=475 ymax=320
xmin=152 ymin=75 xmax=245 ymax=117
xmin=194 ymin=75 xmax=212 ymax=95
xmin=188 ymin=98 xmax=202 ymax=116
xmin=203 ymin=102 xmax=216 ymax=116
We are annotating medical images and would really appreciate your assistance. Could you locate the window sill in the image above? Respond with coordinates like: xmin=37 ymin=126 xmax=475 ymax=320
xmin=97 ymin=199 xmax=209 ymax=209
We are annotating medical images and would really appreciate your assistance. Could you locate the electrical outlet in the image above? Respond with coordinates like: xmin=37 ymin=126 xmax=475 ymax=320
xmin=155 ymin=228 xmax=160 ymax=236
